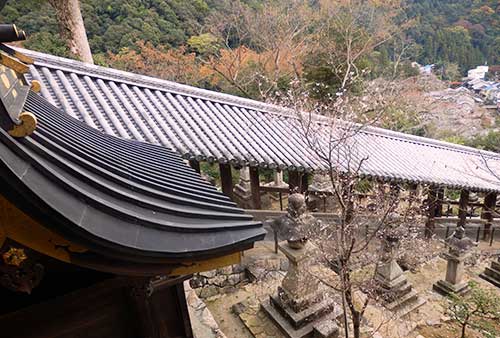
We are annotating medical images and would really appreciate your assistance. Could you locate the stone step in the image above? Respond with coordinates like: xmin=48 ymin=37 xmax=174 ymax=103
xmin=262 ymin=299 xmax=316 ymax=338
xmin=382 ymin=281 xmax=413 ymax=304
xmin=396 ymin=282 xmax=413 ymax=297
xmin=270 ymin=295 xmax=335 ymax=330
xmin=480 ymin=270 xmax=500 ymax=288
xmin=385 ymin=288 xmax=419 ymax=311
xmin=376 ymin=274 xmax=407 ymax=291
xmin=262 ymin=299 xmax=342 ymax=338
xmin=395 ymin=296 xmax=427 ymax=319
xmin=484 ymin=266 xmax=500 ymax=281
xmin=432 ymin=280 xmax=469 ymax=297
xmin=492 ymin=260 xmax=500 ymax=271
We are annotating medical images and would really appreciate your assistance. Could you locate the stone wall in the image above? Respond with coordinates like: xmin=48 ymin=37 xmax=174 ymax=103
xmin=190 ymin=245 xmax=289 ymax=298
xmin=185 ymin=281 xmax=227 ymax=338
xmin=190 ymin=264 xmax=248 ymax=298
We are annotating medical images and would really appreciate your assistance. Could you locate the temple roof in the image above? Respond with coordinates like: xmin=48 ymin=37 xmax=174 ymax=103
xmin=0 ymin=71 xmax=265 ymax=264
xmin=15 ymin=47 xmax=500 ymax=193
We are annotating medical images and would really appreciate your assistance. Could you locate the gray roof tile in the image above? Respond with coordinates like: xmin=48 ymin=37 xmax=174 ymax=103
xmin=17 ymin=47 xmax=500 ymax=192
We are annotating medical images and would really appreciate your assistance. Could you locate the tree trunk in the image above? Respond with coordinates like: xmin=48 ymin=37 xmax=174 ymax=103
xmin=461 ymin=322 xmax=467 ymax=338
xmin=352 ymin=310 xmax=361 ymax=338
xmin=48 ymin=0 xmax=93 ymax=64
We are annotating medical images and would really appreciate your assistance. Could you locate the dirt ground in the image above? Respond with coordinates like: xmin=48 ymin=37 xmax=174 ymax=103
xmin=202 ymin=241 xmax=500 ymax=338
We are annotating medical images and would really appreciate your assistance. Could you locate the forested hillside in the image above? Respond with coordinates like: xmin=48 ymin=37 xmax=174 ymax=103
xmin=1 ymin=0 xmax=498 ymax=72
xmin=406 ymin=0 xmax=500 ymax=71
xmin=0 ymin=0 xmax=214 ymax=57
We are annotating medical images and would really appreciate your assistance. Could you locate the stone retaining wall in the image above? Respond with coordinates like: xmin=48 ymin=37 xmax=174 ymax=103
xmin=189 ymin=244 xmax=289 ymax=298
xmin=190 ymin=264 xmax=248 ymax=298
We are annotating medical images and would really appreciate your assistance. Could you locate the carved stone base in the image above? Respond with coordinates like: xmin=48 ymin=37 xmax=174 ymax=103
xmin=261 ymin=296 xmax=341 ymax=338
xmin=433 ymin=279 xmax=470 ymax=297
xmin=375 ymin=259 xmax=426 ymax=317
xmin=480 ymin=259 xmax=500 ymax=288
xmin=261 ymin=241 xmax=341 ymax=338
xmin=233 ymin=167 xmax=253 ymax=209
xmin=433 ymin=252 xmax=470 ymax=297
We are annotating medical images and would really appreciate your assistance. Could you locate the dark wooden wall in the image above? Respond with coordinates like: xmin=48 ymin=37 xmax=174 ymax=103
xmin=0 ymin=269 xmax=193 ymax=338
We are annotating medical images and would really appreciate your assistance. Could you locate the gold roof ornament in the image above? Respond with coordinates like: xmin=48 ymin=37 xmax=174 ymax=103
xmin=8 ymin=111 xmax=37 ymax=137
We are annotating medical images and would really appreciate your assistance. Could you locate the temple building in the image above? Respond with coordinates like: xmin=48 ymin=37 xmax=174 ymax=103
xmin=0 ymin=26 xmax=265 ymax=338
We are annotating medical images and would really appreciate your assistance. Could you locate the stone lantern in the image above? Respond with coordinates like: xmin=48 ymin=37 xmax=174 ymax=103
xmin=374 ymin=221 xmax=426 ymax=316
xmin=433 ymin=226 xmax=477 ymax=296
xmin=262 ymin=192 xmax=340 ymax=338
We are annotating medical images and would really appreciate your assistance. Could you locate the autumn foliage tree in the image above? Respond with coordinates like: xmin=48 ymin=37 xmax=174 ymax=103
xmin=200 ymin=0 xmax=313 ymax=99
xmin=107 ymin=41 xmax=206 ymax=86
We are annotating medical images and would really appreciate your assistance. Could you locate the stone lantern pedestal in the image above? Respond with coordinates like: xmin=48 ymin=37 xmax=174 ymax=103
xmin=233 ymin=167 xmax=253 ymax=208
xmin=374 ymin=229 xmax=426 ymax=317
xmin=374 ymin=258 xmax=426 ymax=316
xmin=261 ymin=241 xmax=340 ymax=338
xmin=433 ymin=251 xmax=470 ymax=296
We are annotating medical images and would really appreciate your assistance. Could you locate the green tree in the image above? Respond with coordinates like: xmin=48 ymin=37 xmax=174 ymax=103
xmin=447 ymin=281 xmax=500 ymax=338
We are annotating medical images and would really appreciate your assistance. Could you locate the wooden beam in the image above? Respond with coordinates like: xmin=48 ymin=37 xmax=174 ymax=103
xmin=219 ymin=163 xmax=233 ymax=199
xmin=189 ymin=159 xmax=200 ymax=173
xmin=457 ymin=189 xmax=469 ymax=228
xmin=481 ymin=192 xmax=497 ymax=240
xmin=168 ymin=252 xmax=240 ymax=276
xmin=0 ymin=195 xmax=87 ymax=263
xmin=249 ymin=166 xmax=261 ymax=209
xmin=129 ymin=278 xmax=158 ymax=338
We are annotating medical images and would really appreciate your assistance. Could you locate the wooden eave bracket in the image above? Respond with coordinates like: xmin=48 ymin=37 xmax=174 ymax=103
xmin=0 ymin=52 xmax=29 ymax=74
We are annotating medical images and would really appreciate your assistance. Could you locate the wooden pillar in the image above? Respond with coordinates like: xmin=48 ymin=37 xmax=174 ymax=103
xmin=481 ymin=192 xmax=497 ymax=240
xmin=435 ymin=188 xmax=444 ymax=217
xmin=129 ymin=277 xmax=194 ymax=338
xmin=175 ymin=282 xmax=194 ymax=338
xmin=219 ymin=163 xmax=233 ymax=199
xmin=249 ymin=166 xmax=261 ymax=209
xmin=425 ymin=186 xmax=438 ymax=238
xmin=288 ymin=170 xmax=300 ymax=192
xmin=189 ymin=159 xmax=200 ymax=173
xmin=300 ymin=173 xmax=309 ymax=193
xmin=457 ymin=189 xmax=469 ymax=228
xmin=129 ymin=279 xmax=157 ymax=338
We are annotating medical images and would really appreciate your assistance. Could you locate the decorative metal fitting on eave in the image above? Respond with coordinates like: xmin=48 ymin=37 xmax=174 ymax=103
xmin=0 ymin=25 xmax=40 ymax=138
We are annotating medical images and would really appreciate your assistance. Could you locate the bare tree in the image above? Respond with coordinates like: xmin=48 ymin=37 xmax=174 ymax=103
xmin=269 ymin=72 xmax=428 ymax=337
xmin=48 ymin=0 xmax=93 ymax=64
xmin=312 ymin=0 xmax=406 ymax=92
xmin=202 ymin=0 xmax=314 ymax=99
